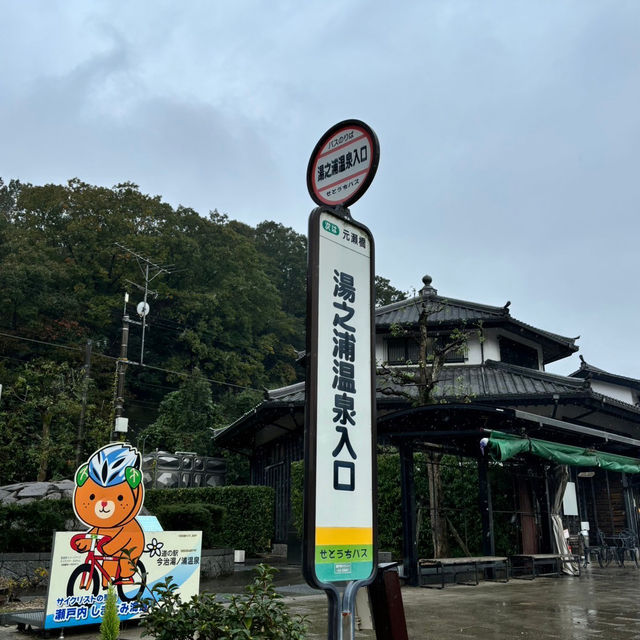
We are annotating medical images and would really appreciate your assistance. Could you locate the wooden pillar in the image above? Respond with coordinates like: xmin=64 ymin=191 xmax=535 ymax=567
xmin=399 ymin=442 xmax=418 ymax=585
xmin=518 ymin=476 xmax=538 ymax=554
xmin=622 ymin=473 xmax=637 ymax=536
xmin=543 ymin=467 xmax=554 ymax=552
xmin=478 ymin=454 xmax=495 ymax=555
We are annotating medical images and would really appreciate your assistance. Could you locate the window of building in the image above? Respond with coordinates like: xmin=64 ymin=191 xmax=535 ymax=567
xmin=499 ymin=336 xmax=539 ymax=369
xmin=386 ymin=336 xmax=466 ymax=365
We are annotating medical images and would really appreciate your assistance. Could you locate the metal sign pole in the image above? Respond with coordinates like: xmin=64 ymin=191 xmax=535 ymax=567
xmin=303 ymin=120 xmax=381 ymax=640
xmin=304 ymin=205 xmax=378 ymax=640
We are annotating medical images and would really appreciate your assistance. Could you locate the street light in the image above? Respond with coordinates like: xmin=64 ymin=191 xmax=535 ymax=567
xmin=138 ymin=434 xmax=150 ymax=459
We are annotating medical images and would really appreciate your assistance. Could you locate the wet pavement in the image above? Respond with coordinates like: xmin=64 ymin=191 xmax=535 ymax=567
xmin=3 ymin=562 xmax=640 ymax=638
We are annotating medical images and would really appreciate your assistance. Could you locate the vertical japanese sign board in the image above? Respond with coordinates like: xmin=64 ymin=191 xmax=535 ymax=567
xmin=304 ymin=120 xmax=379 ymax=591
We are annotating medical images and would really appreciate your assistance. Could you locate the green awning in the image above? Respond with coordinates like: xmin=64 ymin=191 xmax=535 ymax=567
xmin=487 ymin=431 xmax=640 ymax=474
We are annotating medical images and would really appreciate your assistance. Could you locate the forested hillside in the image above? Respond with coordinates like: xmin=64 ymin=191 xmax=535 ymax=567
xmin=0 ymin=178 xmax=404 ymax=485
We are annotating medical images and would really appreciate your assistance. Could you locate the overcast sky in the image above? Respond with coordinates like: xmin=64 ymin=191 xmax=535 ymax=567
xmin=1 ymin=1 xmax=638 ymax=379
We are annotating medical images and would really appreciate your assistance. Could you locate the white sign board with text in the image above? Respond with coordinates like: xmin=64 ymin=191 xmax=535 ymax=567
xmin=304 ymin=208 xmax=376 ymax=585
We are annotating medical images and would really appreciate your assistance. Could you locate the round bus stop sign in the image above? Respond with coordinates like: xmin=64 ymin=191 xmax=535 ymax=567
xmin=307 ymin=119 xmax=380 ymax=208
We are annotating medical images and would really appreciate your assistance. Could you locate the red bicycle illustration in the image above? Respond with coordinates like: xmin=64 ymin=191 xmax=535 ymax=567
xmin=67 ymin=533 xmax=147 ymax=602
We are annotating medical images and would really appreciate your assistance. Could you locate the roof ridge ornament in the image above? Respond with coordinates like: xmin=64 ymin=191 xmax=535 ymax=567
xmin=420 ymin=274 xmax=437 ymax=297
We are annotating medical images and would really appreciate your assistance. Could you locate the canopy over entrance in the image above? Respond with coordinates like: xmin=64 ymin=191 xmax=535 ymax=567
xmin=486 ymin=431 xmax=640 ymax=473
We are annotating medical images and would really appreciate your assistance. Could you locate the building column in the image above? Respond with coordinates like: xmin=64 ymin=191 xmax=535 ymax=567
xmin=399 ymin=442 xmax=418 ymax=585
xmin=478 ymin=454 xmax=495 ymax=556
xmin=622 ymin=473 xmax=637 ymax=536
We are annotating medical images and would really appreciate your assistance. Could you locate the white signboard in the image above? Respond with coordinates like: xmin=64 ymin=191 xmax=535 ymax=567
xmin=307 ymin=120 xmax=380 ymax=208
xmin=562 ymin=481 xmax=579 ymax=516
xmin=44 ymin=531 xmax=201 ymax=630
xmin=305 ymin=208 xmax=376 ymax=585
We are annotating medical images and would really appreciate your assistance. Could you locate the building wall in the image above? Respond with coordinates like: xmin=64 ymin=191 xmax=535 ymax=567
xmin=377 ymin=328 xmax=544 ymax=371
xmin=590 ymin=380 xmax=638 ymax=406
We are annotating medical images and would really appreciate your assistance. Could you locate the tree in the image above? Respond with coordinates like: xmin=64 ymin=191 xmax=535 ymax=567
xmin=0 ymin=177 xmax=310 ymax=479
xmin=377 ymin=285 xmax=479 ymax=557
xmin=140 ymin=369 xmax=223 ymax=455
xmin=0 ymin=359 xmax=109 ymax=484
xmin=375 ymin=275 xmax=407 ymax=307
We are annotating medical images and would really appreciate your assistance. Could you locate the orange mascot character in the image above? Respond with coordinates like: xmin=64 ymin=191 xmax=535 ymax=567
xmin=72 ymin=444 xmax=145 ymax=587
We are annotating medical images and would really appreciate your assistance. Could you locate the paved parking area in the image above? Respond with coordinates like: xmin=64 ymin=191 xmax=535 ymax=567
xmin=3 ymin=564 xmax=640 ymax=638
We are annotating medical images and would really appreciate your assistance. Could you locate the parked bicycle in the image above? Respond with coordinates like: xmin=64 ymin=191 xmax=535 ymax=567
xmin=582 ymin=530 xmax=639 ymax=568
xmin=67 ymin=533 xmax=147 ymax=602
xmin=614 ymin=529 xmax=639 ymax=568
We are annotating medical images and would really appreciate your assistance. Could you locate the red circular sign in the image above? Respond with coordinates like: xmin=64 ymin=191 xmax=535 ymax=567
xmin=307 ymin=119 xmax=380 ymax=208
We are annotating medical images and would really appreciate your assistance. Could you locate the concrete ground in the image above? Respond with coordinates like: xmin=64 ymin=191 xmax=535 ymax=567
xmin=3 ymin=562 xmax=640 ymax=639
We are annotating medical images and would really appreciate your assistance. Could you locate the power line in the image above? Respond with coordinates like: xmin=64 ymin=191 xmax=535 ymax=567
xmin=0 ymin=330 xmax=82 ymax=353
xmin=0 ymin=330 xmax=263 ymax=392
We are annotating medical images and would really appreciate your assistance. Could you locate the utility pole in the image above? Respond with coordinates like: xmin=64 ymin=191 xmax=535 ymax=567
xmin=115 ymin=242 xmax=172 ymax=365
xmin=112 ymin=244 xmax=172 ymax=441
xmin=113 ymin=294 xmax=130 ymax=442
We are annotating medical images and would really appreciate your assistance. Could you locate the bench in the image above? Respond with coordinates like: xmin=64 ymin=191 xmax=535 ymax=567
xmin=509 ymin=553 xmax=581 ymax=579
xmin=418 ymin=556 xmax=509 ymax=589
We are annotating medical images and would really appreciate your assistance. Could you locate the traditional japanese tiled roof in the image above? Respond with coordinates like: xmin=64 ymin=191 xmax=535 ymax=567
xmin=375 ymin=275 xmax=578 ymax=365
xmin=214 ymin=360 xmax=640 ymax=448
xmin=569 ymin=357 xmax=640 ymax=392
xmin=377 ymin=360 xmax=586 ymax=400
xmin=237 ymin=361 xmax=633 ymax=409
xmin=267 ymin=381 xmax=306 ymax=403
xmin=261 ymin=361 xmax=640 ymax=411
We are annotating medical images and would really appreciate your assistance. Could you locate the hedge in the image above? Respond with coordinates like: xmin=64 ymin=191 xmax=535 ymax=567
xmin=0 ymin=499 xmax=75 ymax=553
xmin=0 ymin=485 xmax=274 ymax=555
xmin=145 ymin=485 xmax=274 ymax=555
xmin=153 ymin=503 xmax=226 ymax=549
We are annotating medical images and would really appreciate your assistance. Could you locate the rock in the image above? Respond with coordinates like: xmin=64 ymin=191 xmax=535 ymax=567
xmin=1 ymin=483 xmax=26 ymax=491
xmin=17 ymin=483 xmax=51 ymax=498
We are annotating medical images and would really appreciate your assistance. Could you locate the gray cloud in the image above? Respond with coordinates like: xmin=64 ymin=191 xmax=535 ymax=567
xmin=1 ymin=0 xmax=638 ymax=377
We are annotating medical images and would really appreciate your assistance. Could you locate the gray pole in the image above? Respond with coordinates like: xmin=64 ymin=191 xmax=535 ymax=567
xmin=140 ymin=263 xmax=149 ymax=365
xmin=113 ymin=312 xmax=130 ymax=442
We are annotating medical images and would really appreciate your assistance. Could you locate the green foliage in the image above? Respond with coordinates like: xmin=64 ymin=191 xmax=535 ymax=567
xmin=145 ymin=486 xmax=274 ymax=554
xmin=0 ymin=178 xmax=311 ymax=466
xmin=0 ymin=359 xmax=109 ymax=484
xmin=290 ymin=452 xmax=517 ymax=559
xmin=100 ymin=583 xmax=120 ymax=640
xmin=375 ymin=276 xmax=407 ymax=307
xmin=289 ymin=461 xmax=304 ymax=539
xmin=0 ymin=567 xmax=48 ymax=602
xmin=153 ymin=503 xmax=226 ymax=549
xmin=0 ymin=499 xmax=74 ymax=552
xmin=139 ymin=564 xmax=307 ymax=640
xmin=140 ymin=369 xmax=224 ymax=455
xmin=489 ymin=464 xmax=520 ymax=556
xmin=138 ymin=577 xmax=197 ymax=640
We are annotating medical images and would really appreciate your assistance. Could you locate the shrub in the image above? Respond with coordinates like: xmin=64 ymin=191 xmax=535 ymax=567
xmin=100 ymin=583 xmax=120 ymax=640
xmin=145 ymin=486 xmax=274 ymax=554
xmin=153 ymin=503 xmax=225 ymax=549
xmin=290 ymin=461 xmax=304 ymax=539
xmin=0 ymin=499 xmax=75 ymax=553
xmin=139 ymin=564 xmax=307 ymax=640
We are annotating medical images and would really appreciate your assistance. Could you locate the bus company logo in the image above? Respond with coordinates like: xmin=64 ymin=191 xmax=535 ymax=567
xmin=322 ymin=220 xmax=339 ymax=235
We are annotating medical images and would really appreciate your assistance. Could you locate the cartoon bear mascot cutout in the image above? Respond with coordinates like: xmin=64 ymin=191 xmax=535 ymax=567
xmin=72 ymin=444 xmax=145 ymax=587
